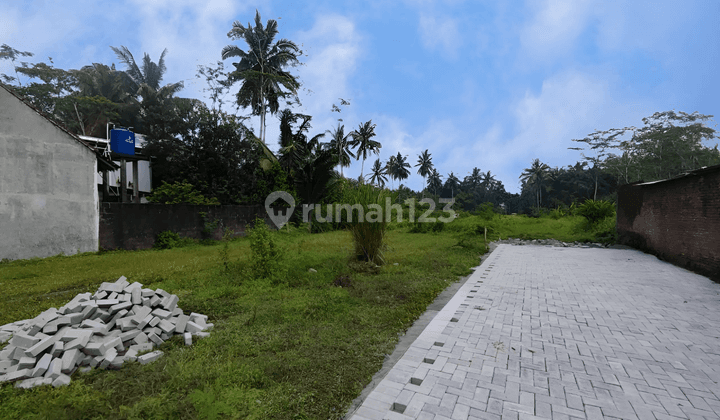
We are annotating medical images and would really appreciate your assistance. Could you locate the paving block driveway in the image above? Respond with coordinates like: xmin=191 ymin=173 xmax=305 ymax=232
xmin=348 ymin=245 xmax=720 ymax=420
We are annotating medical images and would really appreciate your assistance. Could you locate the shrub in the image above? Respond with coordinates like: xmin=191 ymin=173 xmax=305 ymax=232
xmin=576 ymin=199 xmax=615 ymax=224
xmin=248 ymin=218 xmax=283 ymax=281
xmin=146 ymin=180 xmax=220 ymax=205
xmin=431 ymin=220 xmax=445 ymax=232
xmin=154 ymin=231 xmax=180 ymax=249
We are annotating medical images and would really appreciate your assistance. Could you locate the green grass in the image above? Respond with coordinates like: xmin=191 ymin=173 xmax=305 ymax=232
xmin=0 ymin=212 xmax=615 ymax=419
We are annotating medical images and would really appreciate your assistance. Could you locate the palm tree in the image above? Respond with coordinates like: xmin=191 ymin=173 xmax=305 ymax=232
xmin=369 ymin=158 xmax=388 ymax=188
xmin=326 ymin=123 xmax=355 ymax=177
xmin=428 ymin=169 xmax=443 ymax=197
xmin=111 ymin=46 xmax=184 ymax=138
xmin=394 ymin=153 xmax=411 ymax=185
xmin=385 ymin=155 xmax=398 ymax=190
xmin=519 ymin=158 xmax=550 ymax=209
xmin=415 ymin=149 xmax=433 ymax=197
xmin=221 ymin=10 xmax=301 ymax=144
xmin=481 ymin=170 xmax=498 ymax=204
xmin=350 ymin=120 xmax=381 ymax=182
xmin=444 ymin=172 xmax=460 ymax=199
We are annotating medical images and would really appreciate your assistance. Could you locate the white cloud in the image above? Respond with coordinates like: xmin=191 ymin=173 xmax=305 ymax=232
xmin=417 ymin=13 xmax=461 ymax=59
xmin=519 ymin=0 xmax=594 ymax=63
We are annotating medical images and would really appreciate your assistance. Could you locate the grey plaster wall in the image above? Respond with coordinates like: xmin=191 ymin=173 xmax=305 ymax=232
xmin=0 ymin=87 xmax=99 ymax=260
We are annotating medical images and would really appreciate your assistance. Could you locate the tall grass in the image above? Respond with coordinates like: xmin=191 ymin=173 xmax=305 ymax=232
xmin=341 ymin=184 xmax=395 ymax=265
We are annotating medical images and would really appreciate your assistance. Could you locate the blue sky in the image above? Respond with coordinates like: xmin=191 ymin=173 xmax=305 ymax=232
xmin=2 ymin=0 xmax=719 ymax=194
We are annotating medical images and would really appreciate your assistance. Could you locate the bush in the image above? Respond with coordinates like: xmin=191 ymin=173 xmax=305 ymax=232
xmin=154 ymin=231 xmax=180 ymax=249
xmin=431 ymin=220 xmax=445 ymax=232
xmin=248 ymin=218 xmax=283 ymax=282
xmin=576 ymin=199 xmax=615 ymax=224
xmin=146 ymin=180 xmax=220 ymax=205
xmin=341 ymin=183 xmax=393 ymax=265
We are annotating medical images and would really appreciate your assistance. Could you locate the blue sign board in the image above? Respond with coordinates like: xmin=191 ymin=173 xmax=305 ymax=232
xmin=110 ymin=128 xmax=135 ymax=155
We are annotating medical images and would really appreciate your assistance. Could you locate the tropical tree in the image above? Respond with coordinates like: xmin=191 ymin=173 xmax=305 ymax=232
xmin=385 ymin=155 xmax=398 ymax=190
xmin=326 ymin=123 xmax=355 ymax=177
xmin=111 ymin=46 xmax=184 ymax=138
xmin=415 ymin=149 xmax=433 ymax=197
xmin=369 ymin=158 xmax=388 ymax=188
xmin=444 ymin=172 xmax=460 ymax=199
xmin=519 ymin=158 xmax=550 ymax=209
xmin=428 ymin=168 xmax=443 ymax=197
xmin=393 ymin=153 xmax=411 ymax=186
xmin=222 ymin=10 xmax=302 ymax=144
xmin=350 ymin=120 xmax=381 ymax=182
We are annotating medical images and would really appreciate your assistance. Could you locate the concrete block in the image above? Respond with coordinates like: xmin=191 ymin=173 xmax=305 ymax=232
xmin=110 ymin=301 xmax=132 ymax=313
xmin=25 ymin=335 xmax=55 ymax=357
xmin=171 ymin=308 xmax=183 ymax=316
xmin=0 ymin=331 xmax=12 ymax=344
xmin=115 ymin=276 xmax=129 ymax=287
xmin=61 ymin=349 xmax=81 ymax=373
xmin=142 ymin=298 xmax=151 ymax=307
xmin=12 ymin=346 xmax=26 ymax=360
xmin=32 ymin=353 xmax=52 ymax=377
xmin=51 ymin=341 xmax=64 ymax=357
xmin=132 ymin=306 xmax=152 ymax=323
xmin=129 ymin=343 xmax=154 ymax=353
xmin=174 ymin=314 xmax=189 ymax=334
xmin=89 ymin=356 xmax=102 ymax=368
xmin=138 ymin=314 xmax=153 ymax=330
xmin=161 ymin=295 xmax=179 ymax=312
xmin=65 ymin=333 xmax=91 ymax=351
xmin=93 ymin=290 xmax=108 ymax=300
xmin=160 ymin=332 xmax=171 ymax=341
xmin=155 ymin=289 xmax=170 ymax=299
xmin=120 ymin=329 xmax=140 ymax=343
xmin=124 ymin=282 xmax=143 ymax=292
xmin=138 ymin=350 xmax=163 ymax=365
xmin=185 ymin=321 xmax=204 ymax=333
xmin=152 ymin=308 xmax=172 ymax=319
xmin=149 ymin=295 xmax=162 ymax=307
xmin=148 ymin=332 xmax=164 ymax=346
xmin=157 ymin=319 xmax=175 ymax=334
xmin=95 ymin=299 xmax=120 ymax=307
xmin=184 ymin=333 xmax=192 ymax=346
xmin=55 ymin=316 xmax=71 ymax=326
xmin=192 ymin=332 xmax=211 ymax=339
xmin=26 ymin=323 xmax=41 ymax=335
xmin=15 ymin=377 xmax=46 ymax=389
xmin=107 ymin=292 xmax=118 ymax=300
xmin=141 ymin=288 xmax=155 ymax=298
xmin=82 ymin=342 xmax=105 ymax=357
xmin=67 ymin=312 xmax=85 ymax=325
xmin=10 ymin=332 xmax=41 ymax=349
xmin=52 ymin=374 xmax=71 ymax=387
xmin=119 ymin=293 xmax=132 ymax=303
xmin=0 ymin=359 xmax=12 ymax=373
xmin=148 ymin=316 xmax=160 ymax=327
xmin=133 ymin=332 xmax=149 ymax=345
xmin=42 ymin=320 xmax=58 ymax=334
xmin=104 ymin=337 xmax=123 ymax=352
xmin=189 ymin=313 xmax=208 ymax=325
xmin=124 ymin=348 xmax=138 ymax=360
xmin=5 ymin=368 xmax=31 ymax=382
xmin=0 ymin=345 xmax=16 ymax=359
xmin=18 ymin=356 xmax=36 ymax=369
xmin=101 ymin=348 xmax=118 ymax=369
xmin=45 ymin=359 xmax=62 ymax=379
xmin=131 ymin=288 xmax=142 ymax=305
xmin=80 ymin=302 xmax=98 ymax=319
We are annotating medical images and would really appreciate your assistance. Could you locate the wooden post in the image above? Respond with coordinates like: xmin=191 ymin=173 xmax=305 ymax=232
xmin=120 ymin=158 xmax=127 ymax=203
xmin=102 ymin=170 xmax=110 ymax=202
xmin=484 ymin=226 xmax=487 ymax=242
xmin=132 ymin=160 xmax=139 ymax=203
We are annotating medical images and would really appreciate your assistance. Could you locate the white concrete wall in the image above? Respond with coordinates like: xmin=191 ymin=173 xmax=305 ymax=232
xmin=0 ymin=87 xmax=99 ymax=260
xmin=95 ymin=160 xmax=152 ymax=192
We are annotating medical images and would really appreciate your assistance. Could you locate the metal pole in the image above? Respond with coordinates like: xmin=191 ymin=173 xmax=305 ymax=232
xmin=120 ymin=158 xmax=127 ymax=203
xmin=132 ymin=160 xmax=139 ymax=204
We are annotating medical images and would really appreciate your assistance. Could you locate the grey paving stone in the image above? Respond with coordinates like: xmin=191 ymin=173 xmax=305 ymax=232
xmin=346 ymin=245 xmax=720 ymax=420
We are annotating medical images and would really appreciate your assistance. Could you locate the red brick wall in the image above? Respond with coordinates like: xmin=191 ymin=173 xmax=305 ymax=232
xmin=99 ymin=203 xmax=271 ymax=250
xmin=617 ymin=165 xmax=720 ymax=282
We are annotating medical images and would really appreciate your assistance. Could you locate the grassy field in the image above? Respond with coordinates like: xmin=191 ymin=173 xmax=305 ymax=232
xmin=0 ymin=212 xmax=613 ymax=419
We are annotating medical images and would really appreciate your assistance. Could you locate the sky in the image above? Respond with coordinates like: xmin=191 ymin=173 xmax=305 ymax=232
xmin=2 ymin=0 xmax=719 ymax=194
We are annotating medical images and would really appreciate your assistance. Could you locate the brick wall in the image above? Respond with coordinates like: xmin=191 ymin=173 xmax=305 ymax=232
xmin=617 ymin=164 xmax=720 ymax=282
xmin=99 ymin=203 xmax=271 ymax=250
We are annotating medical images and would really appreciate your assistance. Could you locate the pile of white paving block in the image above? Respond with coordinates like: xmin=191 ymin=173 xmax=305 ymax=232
xmin=0 ymin=276 xmax=212 ymax=389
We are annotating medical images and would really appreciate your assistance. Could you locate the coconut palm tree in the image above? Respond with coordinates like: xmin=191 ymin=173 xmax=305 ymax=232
xmin=519 ymin=158 xmax=550 ymax=209
xmin=221 ymin=10 xmax=301 ymax=144
xmin=369 ymin=158 xmax=387 ymax=188
xmin=428 ymin=169 xmax=443 ymax=197
xmin=350 ymin=120 xmax=381 ymax=182
xmin=444 ymin=172 xmax=460 ymax=199
xmin=394 ymin=153 xmax=411 ymax=185
xmin=415 ymin=149 xmax=433 ymax=197
xmin=326 ymin=123 xmax=355 ymax=177
xmin=385 ymin=155 xmax=398 ymax=190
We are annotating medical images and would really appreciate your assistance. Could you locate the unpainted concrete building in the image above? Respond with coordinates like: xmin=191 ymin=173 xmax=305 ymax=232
xmin=0 ymin=84 xmax=117 ymax=261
